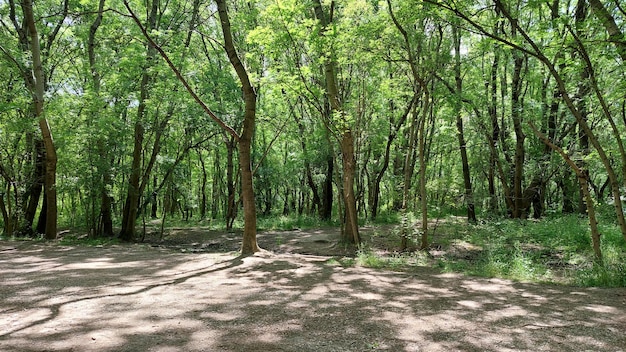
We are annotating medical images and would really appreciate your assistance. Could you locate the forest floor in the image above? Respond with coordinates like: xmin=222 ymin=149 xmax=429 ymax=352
xmin=1 ymin=224 xmax=625 ymax=352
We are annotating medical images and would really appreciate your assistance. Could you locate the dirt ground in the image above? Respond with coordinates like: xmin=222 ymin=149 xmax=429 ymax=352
xmin=1 ymin=226 xmax=625 ymax=352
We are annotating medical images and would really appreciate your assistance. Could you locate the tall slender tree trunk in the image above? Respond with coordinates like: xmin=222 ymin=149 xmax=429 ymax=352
xmin=22 ymin=0 xmax=57 ymax=240
xmin=124 ymin=0 xmax=261 ymax=253
xmin=312 ymin=0 xmax=359 ymax=244
xmin=199 ymin=150 xmax=208 ymax=220
xmin=321 ymin=152 xmax=334 ymax=221
xmin=225 ymin=137 xmax=237 ymax=230
xmin=452 ymin=25 xmax=476 ymax=223
xmin=119 ymin=0 xmax=158 ymax=242
xmin=216 ymin=0 xmax=259 ymax=254
xmin=487 ymin=46 xmax=500 ymax=212
xmin=88 ymin=0 xmax=113 ymax=237
xmin=511 ymin=49 xmax=526 ymax=218
xmin=418 ymin=98 xmax=429 ymax=250
xmin=340 ymin=131 xmax=360 ymax=244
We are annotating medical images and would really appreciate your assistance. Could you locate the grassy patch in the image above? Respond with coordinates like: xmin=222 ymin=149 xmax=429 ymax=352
xmin=257 ymin=214 xmax=335 ymax=231
xmin=355 ymin=213 xmax=624 ymax=287
xmin=355 ymin=245 xmax=431 ymax=271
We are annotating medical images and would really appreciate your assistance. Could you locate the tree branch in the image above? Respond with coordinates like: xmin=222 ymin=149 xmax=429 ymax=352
xmin=123 ymin=0 xmax=240 ymax=141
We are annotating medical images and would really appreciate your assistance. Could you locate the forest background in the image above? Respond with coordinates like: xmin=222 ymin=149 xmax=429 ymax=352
xmin=1 ymin=0 xmax=625 ymax=286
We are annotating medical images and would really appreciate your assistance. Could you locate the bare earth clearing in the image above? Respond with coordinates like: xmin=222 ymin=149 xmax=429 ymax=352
xmin=1 ymin=226 xmax=625 ymax=352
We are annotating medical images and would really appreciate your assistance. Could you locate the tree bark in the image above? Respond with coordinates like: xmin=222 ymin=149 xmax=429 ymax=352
xmin=119 ymin=0 xmax=158 ymax=242
xmin=22 ymin=0 xmax=57 ymax=240
xmin=216 ymin=0 xmax=260 ymax=254
xmin=452 ymin=24 xmax=476 ymax=223
xmin=124 ymin=0 xmax=261 ymax=254
xmin=225 ymin=136 xmax=237 ymax=230
xmin=588 ymin=0 xmax=626 ymax=61
xmin=312 ymin=0 xmax=359 ymax=243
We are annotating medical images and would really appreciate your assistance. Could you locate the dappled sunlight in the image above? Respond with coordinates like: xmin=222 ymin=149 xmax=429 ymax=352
xmin=1 ymin=242 xmax=625 ymax=351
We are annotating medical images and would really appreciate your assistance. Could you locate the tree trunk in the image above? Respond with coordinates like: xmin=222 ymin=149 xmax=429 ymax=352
xmin=21 ymin=139 xmax=44 ymax=235
xmin=487 ymin=45 xmax=500 ymax=212
xmin=199 ymin=150 xmax=208 ymax=220
xmin=453 ymin=25 xmax=476 ymax=223
xmin=321 ymin=153 xmax=334 ymax=220
xmin=510 ymin=47 xmax=526 ymax=218
xmin=225 ymin=137 xmax=237 ymax=230
xmin=418 ymin=101 xmax=429 ymax=250
xmin=340 ymin=131 xmax=361 ymax=244
xmin=216 ymin=0 xmax=259 ymax=254
xmin=22 ymin=0 xmax=57 ymax=240
xmin=119 ymin=0 xmax=158 ymax=242
xmin=588 ymin=0 xmax=626 ymax=61
xmin=212 ymin=148 xmax=221 ymax=219
xmin=312 ymin=0 xmax=359 ymax=244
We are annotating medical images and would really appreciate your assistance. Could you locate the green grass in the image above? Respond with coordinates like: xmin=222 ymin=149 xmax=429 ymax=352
xmin=257 ymin=214 xmax=336 ymax=231
xmin=432 ymin=214 xmax=626 ymax=287
xmin=347 ymin=210 xmax=624 ymax=287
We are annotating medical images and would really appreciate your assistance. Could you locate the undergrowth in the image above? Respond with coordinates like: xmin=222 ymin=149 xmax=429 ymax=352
xmin=417 ymin=214 xmax=624 ymax=287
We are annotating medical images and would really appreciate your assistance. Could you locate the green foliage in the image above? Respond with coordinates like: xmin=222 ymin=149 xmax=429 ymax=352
xmin=256 ymin=214 xmax=334 ymax=231
xmin=435 ymin=216 xmax=626 ymax=287
xmin=356 ymin=247 xmax=430 ymax=271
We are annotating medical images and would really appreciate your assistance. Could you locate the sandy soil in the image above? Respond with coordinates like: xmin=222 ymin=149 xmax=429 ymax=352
xmin=1 ymin=227 xmax=625 ymax=352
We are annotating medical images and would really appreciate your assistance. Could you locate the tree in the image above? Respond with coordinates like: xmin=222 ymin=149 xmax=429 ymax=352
xmin=124 ymin=0 xmax=261 ymax=254
xmin=1 ymin=0 xmax=64 ymax=239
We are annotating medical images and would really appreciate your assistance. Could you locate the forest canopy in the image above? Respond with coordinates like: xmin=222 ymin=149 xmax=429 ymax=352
xmin=1 ymin=0 xmax=625 ymax=262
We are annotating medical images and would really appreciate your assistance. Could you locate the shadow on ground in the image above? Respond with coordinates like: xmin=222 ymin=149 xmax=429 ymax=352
xmin=1 ymin=229 xmax=625 ymax=352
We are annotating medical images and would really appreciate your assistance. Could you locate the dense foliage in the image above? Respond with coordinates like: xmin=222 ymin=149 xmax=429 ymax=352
xmin=1 ymin=0 xmax=625 ymax=264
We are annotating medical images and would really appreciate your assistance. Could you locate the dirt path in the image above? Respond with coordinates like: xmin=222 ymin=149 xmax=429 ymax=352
xmin=1 ymin=228 xmax=625 ymax=351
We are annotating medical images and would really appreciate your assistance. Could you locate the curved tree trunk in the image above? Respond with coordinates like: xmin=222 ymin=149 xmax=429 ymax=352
xmin=22 ymin=0 xmax=57 ymax=240
xmin=216 ymin=0 xmax=260 ymax=254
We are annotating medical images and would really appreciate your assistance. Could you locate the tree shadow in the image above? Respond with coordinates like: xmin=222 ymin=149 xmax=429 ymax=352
xmin=1 ymin=241 xmax=625 ymax=351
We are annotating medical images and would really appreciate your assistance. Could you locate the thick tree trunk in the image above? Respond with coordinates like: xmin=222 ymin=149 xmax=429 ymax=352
xmin=119 ymin=119 xmax=144 ymax=241
xmin=21 ymin=139 xmax=44 ymax=235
